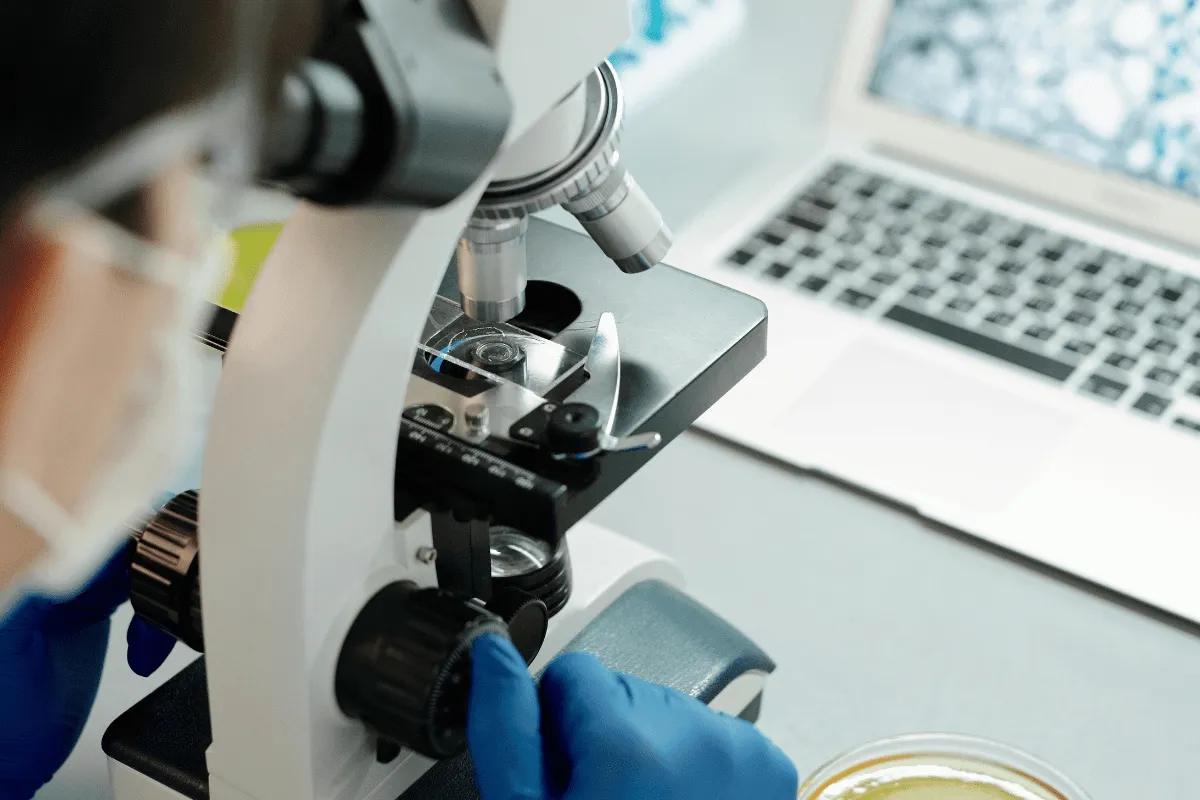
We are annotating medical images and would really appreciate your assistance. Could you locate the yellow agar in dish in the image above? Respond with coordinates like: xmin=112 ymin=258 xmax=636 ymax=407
xmin=807 ymin=754 xmax=1071 ymax=800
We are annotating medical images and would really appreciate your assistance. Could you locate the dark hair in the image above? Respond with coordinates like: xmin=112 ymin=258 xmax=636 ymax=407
xmin=0 ymin=1 xmax=320 ymax=224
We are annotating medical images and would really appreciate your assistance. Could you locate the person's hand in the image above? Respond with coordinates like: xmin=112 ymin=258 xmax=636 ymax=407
xmin=469 ymin=634 xmax=798 ymax=800
xmin=0 ymin=545 xmax=177 ymax=799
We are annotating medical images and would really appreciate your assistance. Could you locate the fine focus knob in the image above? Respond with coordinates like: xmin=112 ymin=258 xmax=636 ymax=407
xmin=129 ymin=491 xmax=204 ymax=651
xmin=335 ymin=582 xmax=508 ymax=759
xmin=486 ymin=587 xmax=548 ymax=665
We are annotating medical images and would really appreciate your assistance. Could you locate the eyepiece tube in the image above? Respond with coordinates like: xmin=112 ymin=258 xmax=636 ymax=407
xmin=456 ymin=218 xmax=529 ymax=323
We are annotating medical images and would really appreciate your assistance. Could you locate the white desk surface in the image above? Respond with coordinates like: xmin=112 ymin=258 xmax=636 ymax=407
xmin=41 ymin=2 xmax=1200 ymax=797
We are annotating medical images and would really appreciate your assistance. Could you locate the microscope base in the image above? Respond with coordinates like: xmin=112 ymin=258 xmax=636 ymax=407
xmin=104 ymin=528 xmax=775 ymax=800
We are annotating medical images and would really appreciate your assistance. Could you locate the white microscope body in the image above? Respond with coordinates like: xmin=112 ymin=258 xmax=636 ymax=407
xmin=108 ymin=3 xmax=771 ymax=798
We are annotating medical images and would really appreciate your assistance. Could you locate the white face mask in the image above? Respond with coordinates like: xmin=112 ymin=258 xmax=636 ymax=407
xmin=0 ymin=201 xmax=229 ymax=596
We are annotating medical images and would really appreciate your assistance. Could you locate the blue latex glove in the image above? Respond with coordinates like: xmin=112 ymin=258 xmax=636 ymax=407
xmin=0 ymin=545 xmax=177 ymax=799
xmin=469 ymin=635 xmax=799 ymax=800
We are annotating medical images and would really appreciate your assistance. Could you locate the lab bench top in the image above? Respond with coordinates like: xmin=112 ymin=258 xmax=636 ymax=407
xmin=40 ymin=2 xmax=1200 ymax=798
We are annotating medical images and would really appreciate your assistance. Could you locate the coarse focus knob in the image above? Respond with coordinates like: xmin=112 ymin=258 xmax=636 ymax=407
xmin=129 ymin=491 xmax=204 ymax=651
xmin=335 ymin=582 xmax=508 ymax=759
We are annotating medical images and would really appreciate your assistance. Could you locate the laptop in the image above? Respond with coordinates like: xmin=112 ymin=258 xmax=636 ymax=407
xmin=669 ymin=0 xmax=1200 ymax=623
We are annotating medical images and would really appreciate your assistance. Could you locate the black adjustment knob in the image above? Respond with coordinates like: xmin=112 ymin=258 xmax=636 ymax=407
xmin=335 ymin=582 xmax=507 ymax=759
xmin=487 ymin=587 xmax=548 ymax=665
xmin=546 ymin=403 xmax=602 ymax=454
xmin=129 ymin=491 xmax=204 ymax=651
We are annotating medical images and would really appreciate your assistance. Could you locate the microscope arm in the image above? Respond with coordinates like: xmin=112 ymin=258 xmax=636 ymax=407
xmin=199 ymin=4 xmax=631 ymax=799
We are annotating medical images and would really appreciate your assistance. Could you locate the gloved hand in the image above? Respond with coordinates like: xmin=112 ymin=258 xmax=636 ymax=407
xmin=0 ymin=545 xmax=177 ymax=799
xmin=469 ymin=635 xmax=799 ymax=800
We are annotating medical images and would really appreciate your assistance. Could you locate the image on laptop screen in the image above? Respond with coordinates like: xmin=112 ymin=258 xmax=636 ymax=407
xmin=868 ymin=0 xmax=1200 ymax=197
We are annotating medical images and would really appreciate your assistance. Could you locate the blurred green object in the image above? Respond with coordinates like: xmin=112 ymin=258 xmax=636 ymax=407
xmin=221 ymin=223 xmax=284 ymax=313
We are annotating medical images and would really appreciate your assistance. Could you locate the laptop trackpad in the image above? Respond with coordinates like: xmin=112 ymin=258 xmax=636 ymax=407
xmin=787 ymin=342 xmax=1074 ymax=514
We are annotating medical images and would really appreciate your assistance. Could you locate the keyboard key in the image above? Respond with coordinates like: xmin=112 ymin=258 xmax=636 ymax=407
xmin=1138 ymin=261 xmax=1167 ymax=278
xmin=758 ymin=229 xmax=788 ymax=246
xmin=834 ymin=258 xmax=861 ymax=273
xmin=946 ymin=297 xmax=978 ymax=313
xmin=985 ymin=311 xmax=1017 ymax=328
xmin=1105 ymin=352 xmax=1137 ymax=371
xmin=963 ymin=215 xmax=992 ymax=236
xmin=729 ymin=249 xmax=756 ymax=266
xmin=1024 ymin=325 xmax=1055 ymax=342
xmin=856 ymin=183 xmax=881 ymax=199
xmin=1119 ymin=274 xmax=1143 ymax=289
xmin=1114 ymin=299 xmax=1145 ymax=316
xmin=1158 ymin=286 xmax=1184 ymax=303
xmin=1064 ymin=339 xmax=1097 ymax=356
xmin=987 ymin=282 xmax=1016 ymax=298
xmin=1146 ymin=366 xmax=1180 ymax=386
xmin=1064 ymin=309 xmax=1095 ymax=326
xmin=1146 ymin=337 xmax=1177 ymax=356
xmin=1155 ymin=313 xmax=1186 ymax=331
xmin=1059 ymin=237 xmax=1086 ymax=254
xmin=839 ymin=228 xmax=865 ymax=245
xmin=927 ymin=203 xmax=954 ymax=223
xmin=800 ymin=275 xmax=830 ymax=294
xmin=1133 ymin=392 xmax=1171 ymax=417
xmin=1105 ymin=324 xmax=1136 ymax=342
xmin=764 ymin=262 xmax=793 ymax=279
xmin=1076 ymin=287 xmax=1105 ymax=302
xmin=821 ymin=164 xmax=851 ymax=185
xmin=909 ymin=283 xmax=937 ymax=299
xmin=838 ymin=289 xmax=878 ymax=310
xmin=802 ymin=192 xmax=838 ymax=211
xmin=1174 ymin=417 xmax=1200 ymax=435
xmin=1081 ymin=374 xmax=1129 ymax=401
xmin=787 ymin=212 xmax=827 ymax=234
xmin=997 ymin=260 xmax=1026 ymax=275
xmin=1026 ymin=296 xmax=1055 ymax=313
xmin=885 ymin=306 xmax=1076 ymax=381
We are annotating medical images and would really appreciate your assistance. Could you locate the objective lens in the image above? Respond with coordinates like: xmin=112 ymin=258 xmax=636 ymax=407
xmin=456 ymin=218 xmax=528 ymax=323
xmin=562 ymin=162 xmax=673 ymax=274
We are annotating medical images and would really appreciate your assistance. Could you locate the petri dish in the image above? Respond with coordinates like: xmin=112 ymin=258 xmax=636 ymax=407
xmin=798 ymin=734 xmax=1091 ymax=800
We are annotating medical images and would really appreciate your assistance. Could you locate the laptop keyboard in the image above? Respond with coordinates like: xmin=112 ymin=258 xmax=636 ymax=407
xmin=724 ymin=162 xmax=1200 ymax=437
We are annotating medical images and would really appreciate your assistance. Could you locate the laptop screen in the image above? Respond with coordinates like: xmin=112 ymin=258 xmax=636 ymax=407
xmin=868 ymin=1 xmax=1200 ymax=198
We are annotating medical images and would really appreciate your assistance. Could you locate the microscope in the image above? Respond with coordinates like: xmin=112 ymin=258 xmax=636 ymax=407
xmin=103 ymin=2 xmax=772 ymax=798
